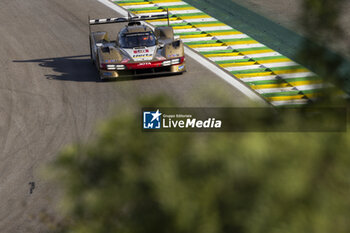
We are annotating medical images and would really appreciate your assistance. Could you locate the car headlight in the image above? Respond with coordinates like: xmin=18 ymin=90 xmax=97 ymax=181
xmin=107 ymin=65 xmax=115 ymax=70
xmin=171 ymin=58 xmax=180 ymax=65
xmin=162 ymin=60 xmax=171 ymax=66
xmin=162 ymin=59 xmax=180 ymax=66
xmin=106 ymin=64 xmax=125 ymax=70
xmin=116 ymin=65 xmax=125 ymax=70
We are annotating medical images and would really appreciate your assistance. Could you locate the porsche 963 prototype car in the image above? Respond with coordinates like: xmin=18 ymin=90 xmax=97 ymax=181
xmin=89 ymin=12 xmax=186 ymax=80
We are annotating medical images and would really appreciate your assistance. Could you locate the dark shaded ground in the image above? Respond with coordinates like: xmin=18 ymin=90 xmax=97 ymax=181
xmin=13 ymin=55 xmax=99 ymax=82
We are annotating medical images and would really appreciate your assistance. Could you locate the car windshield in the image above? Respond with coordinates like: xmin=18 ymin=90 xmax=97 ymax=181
xmin=120 ymin=32 xmax=156 ymax=48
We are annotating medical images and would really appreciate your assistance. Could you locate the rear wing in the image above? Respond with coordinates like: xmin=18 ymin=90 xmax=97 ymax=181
xmin=89 ymin=10 xmax=170 ymax=27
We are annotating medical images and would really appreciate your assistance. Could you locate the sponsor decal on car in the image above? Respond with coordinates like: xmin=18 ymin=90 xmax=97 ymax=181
xmin=124 ymin=46 xmax=157 ymax=62
xmin=168 ymin=54 xmax=180 ymax=58
xmin=105 ymin=59 xmax=117 ymax=63
xmin=132 ymin=49 xmax=152 ymax=58
xmin=121 ymin=58 xmax=130 ymax=63
xmin=133 ymin=54 xmax=153 ymax=58
xmin=103 ymin=72 xmax=113 ymax=76
xmin=133 ymin=49 xmax=149 ymax=54
xmin=138 ymin=62 xmax=152 ymax=66
xmin=155 ymin=55 xmax=166 ymax=61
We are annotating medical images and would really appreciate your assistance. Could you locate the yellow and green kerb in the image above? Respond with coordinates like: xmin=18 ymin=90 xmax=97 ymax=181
xmin=114 ymin=0 xmax=331 ymax=107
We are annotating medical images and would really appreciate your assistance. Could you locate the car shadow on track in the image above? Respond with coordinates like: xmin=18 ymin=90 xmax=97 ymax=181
xmin=13 ymin=55 xmax=99 ymax=82
xmin=13 ymin=55 xmax=182 ymax=82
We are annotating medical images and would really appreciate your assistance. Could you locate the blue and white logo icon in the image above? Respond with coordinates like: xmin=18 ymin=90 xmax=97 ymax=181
xmin=143 ymin=109 xmax=162 ymax=129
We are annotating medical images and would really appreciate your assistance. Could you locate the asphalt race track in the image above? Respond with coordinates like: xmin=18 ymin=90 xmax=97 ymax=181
xmin=0 ymin=0 xmax=255 ymax=232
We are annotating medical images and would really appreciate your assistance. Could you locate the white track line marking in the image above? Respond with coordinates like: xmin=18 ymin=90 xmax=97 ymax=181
xmin=278 ymin=72 xmax=316 ymax=78
xmin=169 ymin=10 xmax=202 ymax=14
xmin=98 ymin=0 xmax=129 ymax=16
xmin=240 ymin=75 xmax=278 ymax=82
xmin=123 ymin=2 xmax=187 ymax=8
xmin=213 ymin=34 xmax=249 ymax=40
xmin=225 ymin=64 xmax=262 ymax=72
xmin=155 ymin=2 xmax=188 ymax=7
xmin=122 ymin=5 xmax=153 ymax=9
xmin=255 ymin=87 xmax=298 ymax=94
xmin=193 ymin=44 xmax=265 ymax=52
xmin=181 ymin=37 xmax=217 ymax=42
xmin=174 ymin=26 xmax=232 ymax=33
xmin=184 ymin=18 xmax=219 ymax=23
xmin=136 ymin=9 xmax=202 ymax=16
xmin=228 ymin=44 xmax=265 ymax=49
xmin=256 ymin=83 xmax=329 ymax=94
xmin=150 ymin=18 xmax=218 ymax=25
xmin=174 ymin=28 xmax=199 ymax=33
xmin=261 ymin=61 xmax=299 ymax=68
xmin=271 ymin=99 xmax=309 ymax=106
xmin=97 ymin=0 xmax=267 ymax=104
xmin=246 ymin=52 xmax=281 ymax=58
xmin=182 ymin=35 xmax=249 ymax=43
xmin=209 ymin=56 xmax=246 ymax=61
xmin=193 ymin=46 xmax=230 ymax=52
xmin=151 ymin=21 xmax=184 ymax=25
xmin=196 ymin=26 xmax=233 ymax=31
xmin=296 ymin=83 xmax=329 ymax=90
